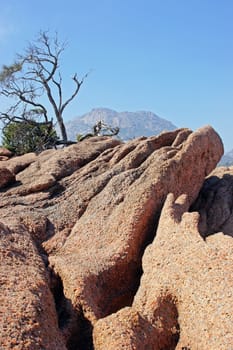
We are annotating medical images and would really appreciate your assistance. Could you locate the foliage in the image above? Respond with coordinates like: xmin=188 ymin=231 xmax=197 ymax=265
xmin=76 ymin=120 xmax=119 ymax=141
xmin=76 ymin=133 xmax=88 ymax=142
xmin=2 ymin=121 xmax=59 ymax=155
xmin=0 ymin=30 xmax=87 ymax=142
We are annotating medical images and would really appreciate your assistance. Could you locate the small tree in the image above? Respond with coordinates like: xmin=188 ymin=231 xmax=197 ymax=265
xmin=0 ymin=31 xmax=88 ymax=142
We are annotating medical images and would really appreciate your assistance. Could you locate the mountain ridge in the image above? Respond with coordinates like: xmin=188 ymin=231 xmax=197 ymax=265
xmin=65 ymin=107 xmax=177 ymax=140
xmin=219 ymin=149 xmax=233 ymax=166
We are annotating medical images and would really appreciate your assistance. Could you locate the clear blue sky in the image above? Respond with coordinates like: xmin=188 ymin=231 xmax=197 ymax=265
xmin=0 ymin=0 xmax=233 ymax=150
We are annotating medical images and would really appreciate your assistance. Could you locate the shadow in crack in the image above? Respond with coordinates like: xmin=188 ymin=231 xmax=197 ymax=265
xmin=79 ymin=201 xmax=165 ymax=322
xmin=0 ymin=180 xmax=22 ymax=192
xmin=190 ymin=174 xmax=233 ymax=238
xmin=151 ymin=294 xmax=180 ymax=349
xmin=50 ymin=272 xmax=94 ymax=350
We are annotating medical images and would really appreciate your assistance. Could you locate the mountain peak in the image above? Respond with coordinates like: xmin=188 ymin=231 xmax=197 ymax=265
xmin=66 ymin=107 xmax=177 ymax=140
xmin=91 ymin=107 xmax=117 ymax=113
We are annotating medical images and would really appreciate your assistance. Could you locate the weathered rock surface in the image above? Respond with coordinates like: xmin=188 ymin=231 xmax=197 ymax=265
xmin=0 ymin=152 xmax=37 ymax=174
xmin=0 ymin=137 xmax=122 ymax=348
xmin=94 ymin=193 xmax=233 ymax=349
xmin=0 ymin=126 xmax=227 ymax=349
xmin=48 ymin=125 xmax=223 ymax=326
xmin=0 ymin=221 xmax=66 ymax=350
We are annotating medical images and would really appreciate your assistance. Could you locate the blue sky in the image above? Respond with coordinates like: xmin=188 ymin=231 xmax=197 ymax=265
xmin=0 ymin=0 xmax=233 ymax=150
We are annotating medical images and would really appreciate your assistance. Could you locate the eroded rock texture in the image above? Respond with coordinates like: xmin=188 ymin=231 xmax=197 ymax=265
xmin=48 ymin=126 xmax=223 ymax=326
xmin=94 ymin=193 xmax=233 ymax=349
xmin=0 ymin=221 xmax=66 ymax=350
xmin=0 ymin=127 xmax=226 ymax=349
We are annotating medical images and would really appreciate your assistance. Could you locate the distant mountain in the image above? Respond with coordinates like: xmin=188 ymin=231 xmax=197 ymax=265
xmin=66 ymin=108 xmax=177 ymax=141
xmin=219 ymin=149 xmax=233 ymax=166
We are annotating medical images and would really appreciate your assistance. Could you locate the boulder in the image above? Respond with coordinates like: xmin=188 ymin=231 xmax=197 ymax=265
xmin=94 ymin=193 xmax=233 ymax=349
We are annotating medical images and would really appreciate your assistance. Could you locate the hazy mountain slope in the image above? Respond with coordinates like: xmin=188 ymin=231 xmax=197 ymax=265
xmin=65 ymin=108 xmax=177 ymax=140
xmin=219 ymin=149 xmax=233 ymax=166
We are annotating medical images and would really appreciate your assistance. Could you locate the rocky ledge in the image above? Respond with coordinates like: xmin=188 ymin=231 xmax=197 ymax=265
xmin=1 ymin=125 xmax=232 ymax=349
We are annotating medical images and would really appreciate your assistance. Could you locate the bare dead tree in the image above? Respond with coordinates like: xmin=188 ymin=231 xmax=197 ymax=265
xmin=92 ymin=120 xmax=119 ymax=137
xmin=77 ymin=120 xmax=120 ymax=141
xmin=0 ymin=31 xmax=88 ymax=142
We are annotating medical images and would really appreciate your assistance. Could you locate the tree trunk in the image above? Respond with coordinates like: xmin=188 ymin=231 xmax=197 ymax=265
xmin=56 ymin=112 xmax=68 ymax=142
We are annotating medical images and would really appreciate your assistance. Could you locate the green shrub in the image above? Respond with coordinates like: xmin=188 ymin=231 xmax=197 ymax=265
xmin=2 ymin=121 xmax=59 ymax=155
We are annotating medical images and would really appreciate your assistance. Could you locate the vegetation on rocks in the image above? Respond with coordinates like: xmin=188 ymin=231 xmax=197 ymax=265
xmin=2 ymin=120 xmax=59 ymax=155
xmin=0 ymin=30 xmax=87 ymax=145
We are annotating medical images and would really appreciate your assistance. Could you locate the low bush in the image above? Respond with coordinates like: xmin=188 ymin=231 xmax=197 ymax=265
xmin=2 ymin=121 xmax=59 ymax=155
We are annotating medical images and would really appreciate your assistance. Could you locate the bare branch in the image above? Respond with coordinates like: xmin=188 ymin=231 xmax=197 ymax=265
xmin=61 ymin=72 xmax=89 ymax=114
xmin=0 ymin=30 xmax=87 ymax=142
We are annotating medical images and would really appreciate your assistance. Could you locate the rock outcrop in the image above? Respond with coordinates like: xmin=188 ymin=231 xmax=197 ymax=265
xmin=94 ymin=193 xmax=233 ymax=349
xmin=48 ymin=125 xmax=222 ymax=326
xmin=0 ymin=126 xmax=228 ymax=349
